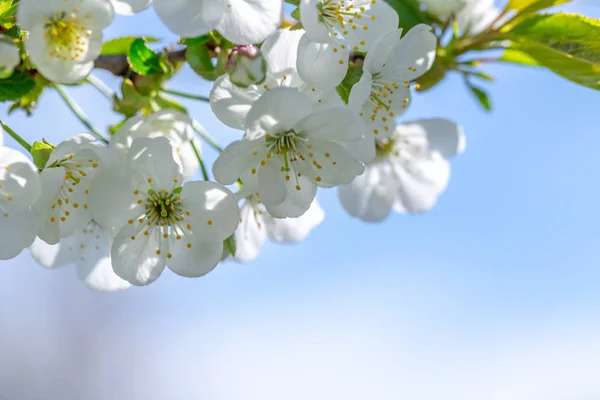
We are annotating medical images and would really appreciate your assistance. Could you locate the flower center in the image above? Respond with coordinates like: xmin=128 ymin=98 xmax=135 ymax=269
xmin=361 ymin=74 xmax=410 ymax=135
xmin=145 ymin=188 xmax=184 ymax=226
xmin=44 ymin=10 xmax=91 ymax=61
xmin=318 ymin=0 xmax=374 ymax=45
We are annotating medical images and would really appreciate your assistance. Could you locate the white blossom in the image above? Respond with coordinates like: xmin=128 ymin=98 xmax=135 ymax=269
xmin=227 ymin=45 xmax=267 ymax=88
xmin=296 ymin=0 xmax=399 ymax=88
xmin=153 ymin=0 xmax=283 ymax=45
xmin=0 ymin=146 xmax=42 ymax=260
xmin=33 ymin=134 xmax=112 ymax=245
xmin=419 ymin=0 xmax=500 ymax=34
xmin=89 ymin=137 xmax=239 ymax=286
xmin=0 ymin=41 xmax=21 ymax=79
xmin=339 ymin=119 xmax=465 ymax=222
xmin=30 ymin=222 xmax=131 ymax=292
xmin=211 ymin=28 xmax=343 ymax=131
xmin=109 ymin=0 xmax=151 ymax=15
xmin=234 ymin=196 xmax=324 ymax=262
xmin=17 ymin=0 xmax=115 ymax=84
xmin=347 ymin=25 xmax=437 ymax=162
xmin=213 ymin=87 xmax=364 ymax=219
xmin=110 ymin=109 xmax=201 ymax=180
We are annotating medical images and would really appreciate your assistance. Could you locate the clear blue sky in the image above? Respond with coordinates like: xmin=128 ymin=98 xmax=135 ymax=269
xmin=1 ymin=4 xmax=600 ymax=399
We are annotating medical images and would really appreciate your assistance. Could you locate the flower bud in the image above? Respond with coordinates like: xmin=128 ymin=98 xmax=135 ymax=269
xmin=0 ymin=41 xmax=21 ymax=79
xmin=226 ymin=45 xmax=267 ymax=88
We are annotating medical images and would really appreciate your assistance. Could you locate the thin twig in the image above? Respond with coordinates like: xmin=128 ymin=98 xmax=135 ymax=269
xmin=52 ymin=84 xmax=108 ymax=143
xmin=191 ymin=140 xmax=210 ymax=181
xmin=0 ymin=121 xmax=32 ymax=152
xmin=86 ymin=74 xmax=114 ymax=99
xmin=193 ymin=120 xmax=223 ymax=153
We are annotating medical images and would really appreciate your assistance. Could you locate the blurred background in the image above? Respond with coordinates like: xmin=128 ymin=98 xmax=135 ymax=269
xmin=2 ymin=3 xmax=600 ymax=400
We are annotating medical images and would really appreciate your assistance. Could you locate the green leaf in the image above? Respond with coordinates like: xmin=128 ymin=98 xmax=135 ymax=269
xmin=466 ymin=82 xmax=492 ymax=111
xmin=31 ymin=141 xmax=54 ymax=169
xmin=8 ymin=73 xmax=48 ymax=115
xmin=507 ymin=0 xmax=572 ymax=14
xmin=0 ymin=70 xmax=35 ymax=101
xmin=506 ymin=13 xmax=600 ymax=90
xmin=180 ymin=35 xmax=211 ymax=46
xmin=127 ymin=38 xmax=164 ymax=76
xmin=335 ymin=65 xmax=364 ymax=104
xmin=101 ymin=36 xmax=158 ymax=56
xmin=291 ymin=7 xmax=301 ymax=22
xmin=499 ymin=49 xmax=541 ymax=66
xmin=152 ymin=92 xmax=188 ymax=114
xmin=385 ymin=0 xmax=427 ymax=31
xmin=113 ymin=78 xmax=151 ymax=117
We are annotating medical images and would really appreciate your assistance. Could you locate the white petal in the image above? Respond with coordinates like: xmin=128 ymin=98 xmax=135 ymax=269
xmin=30 ymin=236 xmax=79 ymax=268
xmin=344 ymin=134 xmax=376 ymax=163
xmin=168 ymin=238 xmax=223 ymax=278
xmin=47 ymin=134 xmax=97 ymax=166
xmin=245 ymin=87 xmax=314 ymax=137
xmin=363 ymin=29 xmax=403 ymax=74
xmin=300 ymin=0 xmax=333 ymax=42
xmin=32 ymin=167 xmax=68 ymax=245
xmin=111 ymin=223 xmax=166 ymax=286
xmin=110 ymin=0 xmax=152 ymax=15
xmin=0 ymin=206 xmax=36 ymax=260
xmin=261 ymin=28 xmax=305 ymax=85
xmin=233 ymin=201 xmax=267 ymax=262
xmin=33 ymin=58 xmax=94 ymax=84
xmin=210 ymin=74 xmax=261 ymax=130
xmin=216 ymin=0 xmax=283 ymax=44
xmin=257 ymin=159 xmax=287 ymax=207
xmin=77 ymin=255 xmax=132 ymax=292
xmin=128 ymin=137 xmax=183 ymax=190
xmin=382 ymin=24 xmax=437 ymax=81
xmin=0 ymin=147 xmax=41 ymax=206
xmin=391 ymin=153 xmax=451 ymax=213
xmin=305 ymin=139 xmax=365 ymax=187
xmin=180 ymin=181 xmax=240 ymax=242
xmin=338 ymin=163 xmax=395 ymax=222
xmin=296 ymin=107 xmax=365 ymax=142
xmin=89 ymin=163 xmax=143 ymax=233
xmin=397 ymin=119 xmax=466 ymax=158
xmin=154 ymin=0 xmax=225 ymax=38
xmin=213 ymin=139 xmax=264 ymax=185
xmin=297 ymin=34 xmax=349 ymax=89
xmin=348 ymin=70 xmax=373 ymax=112
xmin=265 ymin=174 xmax=317 ymax=218
xmin=267 ymin=199 xmax=324 ymax=242
xmin=344 ymin=0 xmax=399 ymax=52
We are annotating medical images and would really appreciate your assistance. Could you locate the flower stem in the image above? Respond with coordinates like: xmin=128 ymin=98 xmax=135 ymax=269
xmin=0 ymin=121 xmax=32 ymax=153
xmin=191 ymin=140 xmax=210 ymax=181
xmin=52 ymin=84 xmax=109 ymax=143
xmin=86 ymin=74 xmax=114 ymax=100
xmin=193 ymin=120 xmax=223 ymax=153
xmin=160 ymin=88 xmax=210 ymax=102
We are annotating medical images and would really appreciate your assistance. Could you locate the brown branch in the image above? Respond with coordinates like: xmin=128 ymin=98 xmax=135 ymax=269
xmin=94 ymin=48 xmax=187 ymax=77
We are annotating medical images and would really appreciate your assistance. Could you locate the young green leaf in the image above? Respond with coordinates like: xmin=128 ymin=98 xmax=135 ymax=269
xmin=101 ymin=36 xmax=158 ymax=56
xmin=31 ymin=141 xmax=54 ymax=170
xmin=499 ymin=49 xmax=541 ymax=66
xmin=506 ymin=13 xmax=600 ymax=91
xmin=385 ymin=0 xmax=427 ymax=31
xmin=127 ymin=38 xmax=164 ymax=76
xmin=466 ymin=81 xmax=492 ymax=111
xmin=507 ymin=0 xmax=572 ymax=14
xmin=0 ymin=70 xmax=35 ymax=101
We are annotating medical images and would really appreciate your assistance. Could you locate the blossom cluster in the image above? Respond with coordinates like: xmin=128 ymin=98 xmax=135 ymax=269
xmin=1 ymin=0 xmax=467 ymax=291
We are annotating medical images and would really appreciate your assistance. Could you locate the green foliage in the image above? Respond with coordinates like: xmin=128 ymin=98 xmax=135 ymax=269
xmin=127 ymin=38 xmax=166 ymax=76
xmin=385 ymin=0 xmax=428 ymax=31
xmin=466 ymin=81 xmax=492 ymax=111
xmin=507 ymin=0 xmax=572 ymax=14
xmin=499 ymin=49 xmax=541 ymax=66
xmin=506 ymin=13 xmax=600 ymax=90
xmin=101 ymin=36 xmax=158 ymax=56
xmin=336 ymin=64 xmax=364 ymax=104
xmin=187 ymin=43 xmax=228 ymax=81
xmin=180 ymin=35 xmax=211 ymax=46
xmin=30 ymin=141 xmax=54 ymax=169
xmin=113 ymin=78 xmax=152 ymax=117
xmin=0 ymin=70 xmax=35 ymax=101
xmin=8 ymin=73 xmax=48 ymax=115
xmin=0 ymin=0 xmax=18 ymax=25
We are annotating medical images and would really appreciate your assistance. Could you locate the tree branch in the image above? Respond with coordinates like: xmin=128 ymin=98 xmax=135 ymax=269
xmin=94 ymin=48 xmax=187 ymax=77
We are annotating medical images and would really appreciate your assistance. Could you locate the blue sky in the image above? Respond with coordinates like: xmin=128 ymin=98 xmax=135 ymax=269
xmin=1 ymin=3 xmax=600 ymax=399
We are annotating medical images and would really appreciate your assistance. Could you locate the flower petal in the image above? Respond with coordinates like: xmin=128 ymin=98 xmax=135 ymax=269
xmin=77 ymin=255 xmax=132 ymax=292
xmin=33 ymin=167 xmax=68 ymax=245
xmin=180 ymin=181 xmax=240 ymax=242
xmin=397 ymin=119 xmax=466 ymax=159
xmin=0 ymin=206 xmax=36 ymax=260
xmin=265 ymin=174 xmax=317 ymax=218
xmin=168 ymin=238 xmax=223 ymax=278
xmin=30 ymin=236 xmax=79 ymax=268
xmin=216 ymin=0 xmax=283 ymax=45
xmin=154 ymin=0 xmax=226 ymax=38
xmin=210 ymin=74 xmax=261 ymax=130
xmin=382 ymin=24 xmax=437 ymax=81
xmin=213 ymin=139 xmax=265 ymax=185
xmin=233 ymin=201 xmax=268 ymax=262
xmin=300 ymin=0 xmax=333 ymax=42
xmin=47 ymin=134 xmax=97 ymax=166
xmin=297 ymin=34 xmax=349 ymax=89
xmin=110 ymin=0 xmax=152 ymax=15
xmin=344 ymin=0 xmax=399 ymax=53
xmin=296 ymin=107 xmax=365 ymax=142
xmin=305 ymin=139 xmax=365 ymax=187
xmin=128 ymin=137 xmax=183 ymax=190
xmin=0 ymin=147 xmax=41 ymax=206
xmin=258 ymin=159 xmax=287 ymax=207
xmin=266 ymin=199 xmax=324 ymax=242
xmin=261 ymin=28 xmax=305 ymax=85
xmin=245 ymin=87 xmax=314 ymax=137
xmin=111 ymin=223 xmax=166 ymax=286
xmin=348 ymin=70 xmax=373 ymax=112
